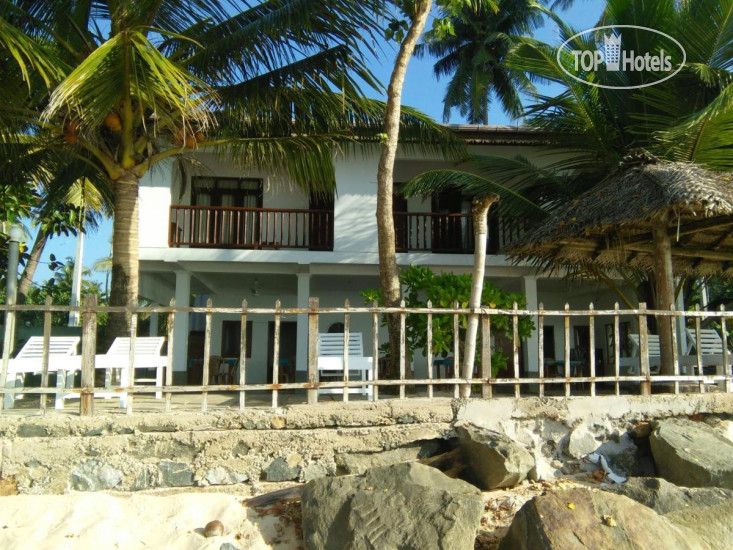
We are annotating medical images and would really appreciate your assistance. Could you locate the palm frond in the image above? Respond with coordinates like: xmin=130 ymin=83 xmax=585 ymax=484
xmin=43 ymin=30 xmax=217 ymax=135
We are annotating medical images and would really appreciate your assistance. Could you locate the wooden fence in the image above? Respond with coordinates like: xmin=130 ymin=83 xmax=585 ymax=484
xmin=0 ymin=298 xmax=731 ymax=416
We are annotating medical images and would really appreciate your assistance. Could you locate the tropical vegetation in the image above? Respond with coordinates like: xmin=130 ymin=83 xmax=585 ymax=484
xmin=363 ymin=265 xmax=533 ymax=375
xmin=405 ymin=0 xmax=733 ymax=290
xmin=2 ymin=0 xmax=458 ymax=340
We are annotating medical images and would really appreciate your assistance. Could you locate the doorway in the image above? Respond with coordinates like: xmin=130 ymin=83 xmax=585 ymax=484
xmin=267 ymin=321 xmax=297 ymax=383
xmin=432 ymin=191 xmax=468 ymax=252
xmin=309 ymin=193 xmax=334 ymax=250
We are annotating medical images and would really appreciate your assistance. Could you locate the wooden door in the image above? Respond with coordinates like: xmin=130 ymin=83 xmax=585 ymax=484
xmin=309 ymin=193 xmax=334 ymax=250
xmin=431 ymin=191 xmax=463 ymax=252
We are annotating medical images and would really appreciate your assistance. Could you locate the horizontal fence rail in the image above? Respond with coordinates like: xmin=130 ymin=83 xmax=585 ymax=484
xmin=0 ymin=299 xmax=731 ymax=416
xmin=169 ymin=205 xmax=333 ymax=250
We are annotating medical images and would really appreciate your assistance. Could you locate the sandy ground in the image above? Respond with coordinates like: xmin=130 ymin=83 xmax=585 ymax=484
xmin=0 ymin=475 xmax=599 ymax=550
xmin=0 ymin=489 xmax=303 ymax=550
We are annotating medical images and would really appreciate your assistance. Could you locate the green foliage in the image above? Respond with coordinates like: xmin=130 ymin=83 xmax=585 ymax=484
xmin=5 ymin=257 xmax=107 ymax=328
xmin=419 ymin=0 xmax=536 ymax=124
xmin=362 ymin=265 xmax=533 ymax=375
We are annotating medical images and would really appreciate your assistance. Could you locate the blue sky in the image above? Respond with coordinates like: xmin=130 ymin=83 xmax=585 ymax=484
xmin=30 ymin=0 xmax=606 ymax=288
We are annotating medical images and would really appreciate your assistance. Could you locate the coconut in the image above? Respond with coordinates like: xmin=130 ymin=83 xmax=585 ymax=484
xmin=103 ymin=112 xmax=122 ymax=132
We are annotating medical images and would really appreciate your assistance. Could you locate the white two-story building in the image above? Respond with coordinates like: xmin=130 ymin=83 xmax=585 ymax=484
xmin=137 ymin=125 xmax=629 ymax=385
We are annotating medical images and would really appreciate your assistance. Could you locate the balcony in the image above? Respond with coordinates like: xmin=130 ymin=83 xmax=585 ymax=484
xmin=393 ymin=212 xmax=526 ymax=254
xmin=169 ymin=205 xmax=333 ymax=250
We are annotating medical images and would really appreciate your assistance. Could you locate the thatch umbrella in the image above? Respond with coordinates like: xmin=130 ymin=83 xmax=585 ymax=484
xmin=509 ymin=150 xmax=733 ymax=375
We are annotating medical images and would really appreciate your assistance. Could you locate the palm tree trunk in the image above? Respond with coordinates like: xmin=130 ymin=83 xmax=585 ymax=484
xmin=108 ymin=172 xmax=139 ymax=339
xmin=461 ymin=194 xmax=499 ymax=398
xmin=653 ymin=212 xmax=675 ymax=378
xmin=17 ymin=230 xmax=48 ymax=304
xmin=377 ymin=0 xmax=433 ymax=380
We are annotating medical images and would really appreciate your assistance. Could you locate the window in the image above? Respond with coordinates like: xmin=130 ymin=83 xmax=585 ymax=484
xmin=193 ymin=177 xmax=262 ymax=208
xmin=221 ymin=320 xmax=253 ymax=358
xmin=191 ymin=177 xmax=263 ymax=246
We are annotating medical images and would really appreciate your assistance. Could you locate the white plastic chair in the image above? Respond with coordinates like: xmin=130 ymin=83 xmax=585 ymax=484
xmin=317 ymin=333 xmax=373 ymax=399
xmin=685 ymin=328 xmax=732 ymax=375
xmin=93 ymin=337 xmax=167 ymax=407
xmin=5 ymin=336 xmax=81 ymax=409
xmin=619 ymin=334 xmax=661 ymax=375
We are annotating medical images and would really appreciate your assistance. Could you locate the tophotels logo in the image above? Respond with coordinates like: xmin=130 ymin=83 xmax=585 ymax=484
xmin=558 ymin=25 xmax=686 ymax=90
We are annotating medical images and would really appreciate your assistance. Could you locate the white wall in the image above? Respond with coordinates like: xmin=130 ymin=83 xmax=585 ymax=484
xmin=332 ymin=155 xmax=378 ymax=253
xmin=139 ymin=162 xmax=173 ymax=249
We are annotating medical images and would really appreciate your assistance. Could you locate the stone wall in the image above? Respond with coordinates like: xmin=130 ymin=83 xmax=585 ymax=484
xmin=1 ymin=394 xmax=731 ymax=495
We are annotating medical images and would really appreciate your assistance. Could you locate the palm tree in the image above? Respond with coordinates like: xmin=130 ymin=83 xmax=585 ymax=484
xmin=3 ymin=0 xmax=412 ymax=337
xmin=419 ymin=0 xmax=542 ymax=124
xmin=406 ymin=0 xmax=733 ymax=377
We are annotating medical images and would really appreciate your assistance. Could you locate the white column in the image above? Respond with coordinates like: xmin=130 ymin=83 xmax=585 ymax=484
xmin=296 ymin=270 xmax=311 ymax=377
xmin=173 ymin=271 xmax=191 ymax=380
xmin=523 ymin=276 xmax=540 ymax=375
xmin=149 ymin=312 xmax=159 ymax=337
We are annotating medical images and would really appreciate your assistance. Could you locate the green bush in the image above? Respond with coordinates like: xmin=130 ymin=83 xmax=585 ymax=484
xmin=362 ymin=265 xmax=534 ymax=376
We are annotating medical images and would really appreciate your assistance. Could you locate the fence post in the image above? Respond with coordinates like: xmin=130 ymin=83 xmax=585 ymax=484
xmin=372 ymin=300 xmax=379 ymax=402
xmin=638 ymin=302 xmax=651 ymax=396
xmin=399 ymin=299 xmax=406 ymax=400
xmin=512 ymin=302 xmax=520 ymax=398
xmin=589 ymin=303 xmax=596 ymax=397
xmin=537 ymin=303 xmax=544 ymax=398
xmin=426 ymin=300 xmax=433 ymax=399
xmin=165 ymin=298 xmax=175 ymax=413
xmin=80 ymin=295 xmax=97 ymax=416
xmin=564 ymin=303 xmax=571 ymax=397
xmin=721 ymin=305 xmax=731 ymax=393
xmin=343 ymin=299 xmax=350 ymax=402
xmin=481 ymin=312 xmax=491 ymax=399
xmin=239 ymin=299 xmax=248 ymax=410
xmin=307 ymin=297 xmax=319 ymax=404
xmin=272 ymin=300 xmax=281 ymax=408
xmin=201 ymin=298 xmax=212 ymax=412
xmin=39 ymin=296 xmax=52 ymax=412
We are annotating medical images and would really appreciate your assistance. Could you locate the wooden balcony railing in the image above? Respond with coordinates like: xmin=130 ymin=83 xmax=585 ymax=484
xmin=169 ymin=205 xmax=333 ymax=250
xmin=393 ymin=212 xmax=527 ymax=254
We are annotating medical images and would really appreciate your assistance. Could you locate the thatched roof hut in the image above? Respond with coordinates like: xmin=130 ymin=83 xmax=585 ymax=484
xmin=509 ymin=150 xmax=733 ymax=376
xmin=509 ymin=151 xmax=733 ymax=278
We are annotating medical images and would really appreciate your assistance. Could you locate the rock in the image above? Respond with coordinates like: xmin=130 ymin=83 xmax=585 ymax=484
xmin=220 ymin=544 xmax=242 ymax=550
xmin=17 ymin=424 xmax=47 ymax=438
xmin=158 ymin=460 xmax=194 ymax=487
xmin=456 ymin=423 xmax=534 ymax=490
xmin=303 ymin=462 xmax=328 ymax=482
xmin=336 ymin=441 xmax=441 ymax=475
xmin=665 ymin=499 xmax=733 ymax=550
xmin=629 ymin=421 xmax=653 ymax=439
xmin=264 ymin=455 xmax=300 ymax=482
xmin=611 ymin=477 xmax=733 ymax=514
xmin=70 ymin=460 xmax=123 ymax=491
xmin=205 ymin=467 xmax=248 ymax=486
xmin=603 ymin=438 xmax=653 ymax=477
xmin=499 ymin=487 xmax=707 ymax=550
xmin=204 ymin=519 xmax=224 ymax=537
xmin=650 ymin=419 xmax=733 ymax=489
xmin=568 ymin=423 xmax=600 ymax=458
xmin=302 ymin=462 xmax=483 ymax=550
xmin=270 ymin=416 xmax=286 ymax=429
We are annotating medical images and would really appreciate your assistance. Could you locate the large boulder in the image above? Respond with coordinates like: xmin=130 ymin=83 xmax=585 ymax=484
xmin=650 ymin=419 xmax=733 ymax=489
xmin=335 ymin=440 xmax=443 ymax=475
xmin=498 ymin=487 xmax=708 ymax=550
xmin=455 ymin=423 xmax=534 ymax=490
xmin=611 ymin=477 xmax=733 ymax=514
xmin=301 ymin=462 xmax=483 ymax=550
xmin=665 ymin=498 xmax=733 ymax=550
